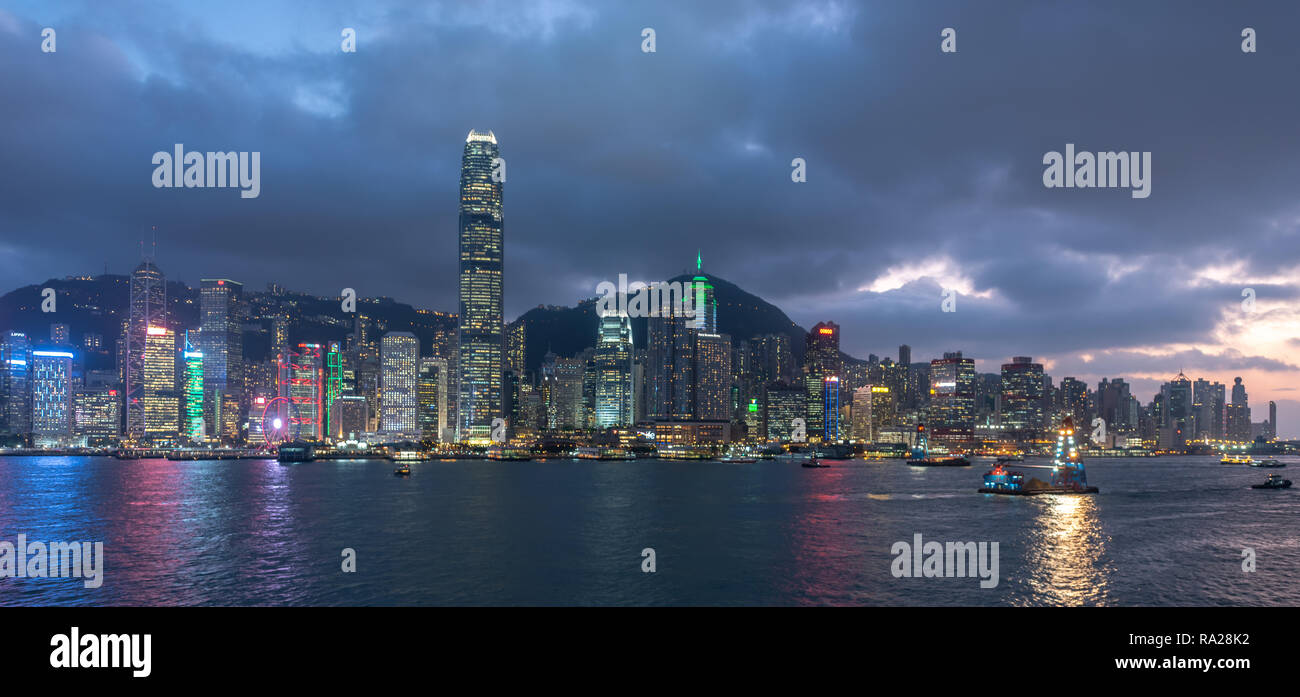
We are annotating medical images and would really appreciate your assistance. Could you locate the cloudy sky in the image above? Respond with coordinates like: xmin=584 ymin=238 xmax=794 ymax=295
xmin=1 ymin=0 xmax=1297 ymax=436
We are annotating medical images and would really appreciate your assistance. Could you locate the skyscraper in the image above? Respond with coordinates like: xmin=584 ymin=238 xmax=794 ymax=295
xmin=126 ymin=258 xmax=166 ymax=439
xmin=929 ymin=351 xmax=975 ymax=443
xmin=1000 ymin=356 xmax=1044 ymax=442
xmin=803 ymin=322 xmax=842 ymax=440
xmin=380 ymin=332 xmax=419 ymax=435
xmin=457 ymin=129 xmax=505 ymax=442
xmin=143 ymin=326 xmax=179 ymax=440
xmin=200 ymin=278 xmax=243 ymax=441
xmin=31 ymin=347 xmax=74 ymax=443
xmin=279 ymin=343 xmax=323 ymax=441
xmin=183 ymin=331 xmax=204 ymax=441
xmin=1159 ymin=372 xmax=1193 ymax=450
xmin=0 ymin=331 xmax=31 ymax=440
xmin=1226 ymin=376 xmax=1251 ymax=442
xmin=593 ymin=313 xmax=634 ymax=428
xmin=418 ymin=356 xmax=449 ymax=442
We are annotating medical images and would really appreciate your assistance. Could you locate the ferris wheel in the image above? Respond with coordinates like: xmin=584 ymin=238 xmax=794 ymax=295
xmin=261 ymin=396 xmax=297 ymax=448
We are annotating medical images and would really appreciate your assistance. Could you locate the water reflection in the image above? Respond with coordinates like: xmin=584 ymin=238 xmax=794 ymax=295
xmin=1018 ymin=495 xmax=1114 ymax=606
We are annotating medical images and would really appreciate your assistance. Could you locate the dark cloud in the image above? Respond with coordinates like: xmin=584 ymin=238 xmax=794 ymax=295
xmin=1 ymin=0 xmax=1298 ymax=433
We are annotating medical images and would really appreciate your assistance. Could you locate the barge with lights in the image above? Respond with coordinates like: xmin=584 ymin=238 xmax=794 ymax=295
xmin=978 ymin=417 xmax=1098 ymax=495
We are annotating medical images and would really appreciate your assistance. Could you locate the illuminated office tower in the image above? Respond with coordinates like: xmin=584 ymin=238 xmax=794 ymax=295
xmin=457 ymin=129 xmax=504 ymax=442
xmin=506 ymin=320 xmax=527 ymax=375
xmin=200 ymin=279 xmax=243 ymax=441
xmin=852 ymin=386 xmax=874 ymax=443
xmin=143 ymin=327 xmax=179 ymax=440
xmin=593 ymin=313 xmax=634 ymax=428
xmin=326 ymin=341 xmax=343 ymax=436
xmin=126 ymin=257 xmax=166 ymax=439
xmin=541 ymin=353 xmax=584 ymax=429
xmin=691 ymin=253 xmax=717 ymax=333
xmin=1268 ymin=401 xmax=1277 ymax=440
xmin=328 ymin=395 xmax=369 ymax=440
xmin=1060 ymin=377 xmax=1089 ymax=427
xmin=765 ymin=383 xmax=805 ymax=441
xmin=822 ymin=376 xmax=841 ymax=441
xmin=418 ymin=357 xmax=449 ymax=442
xmin=380 ymin=332 xmax=419 ymax=435
xmin=279 ymin=343 xmax=323 ymax=440
xmin=694 ymin=331 xmax=732 ymax=420
xmin=0 ymin=331 xmax=31 ymax=438
xmin=929 ymin=351 xmax=975 ymax=443
xmin=803 ymin=322 xmax=842 ymax=440
xmin=31 ymin=348 xmax=74 ymax=442
xmin=73 ymin=387 xmax=120 ymax=445
xmin=1000 ymin=356 xmax=1044 ymax=443
xmin=183 ymin=332 xmax=204 ymax=442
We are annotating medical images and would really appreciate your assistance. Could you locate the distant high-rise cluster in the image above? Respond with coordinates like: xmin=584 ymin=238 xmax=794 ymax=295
xmin=0 ymin=130 xmax=1285 ymax=454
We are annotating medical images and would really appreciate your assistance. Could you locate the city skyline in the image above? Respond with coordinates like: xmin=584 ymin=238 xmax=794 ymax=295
xmin=1 ymin=1 xmax=1298 ymax=436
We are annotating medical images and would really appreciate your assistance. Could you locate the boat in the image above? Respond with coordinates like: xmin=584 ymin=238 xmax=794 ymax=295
xmin=277 ymin=442 xmax=316 ymax=463
xmin=1221 ymin=454 xmax=1253 ymax=465
xmin=979 ymin=416 xmax=1098 ymax=495
xmin=908 ymin=455 xmax=971 ymax=467
xmin=801 ymin=457 xmax=830 ymax=469
xmin=719 ymin=455 xmax=758 ymax=463
xmin=1250 ymin=474 xmax=1292 ymax=489
xmin=904 ymin=422 xmax=970 ymax=466
xmin=1250 ymin=459 xmax=1286 ymax=468
xmin=389 ymin=449 xmax=429 ymax=462
xmin=393 ymin=465 xmax=411 ymax=476
xmin=573 ymin=446 xmax=635 ymax=461
xmin=486 ymin=445 xmax=533 ymax=461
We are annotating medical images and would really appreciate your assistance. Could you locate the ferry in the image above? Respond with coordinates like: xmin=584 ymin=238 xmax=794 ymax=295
xmin=277 ymin=442 xmax=316 ymax=463
xmin=719 ymin=455 xmax=759 ymax=464
xmin=1249 ymin=459 xmax=1286 ymax=468
xmin=486 ymin=446 xmax=533 ymax=461
xmin=389 ymin=449 xmax=429 ymax=462
xmin=1220 ymin=454 xmax=1253 ymax=465
xmin=908 ymin=454 xmax=971 ymax=467
xmin=574 ymin=446 xmax=635 ymax=461
xmin=1251 ymin=473 xmax=1292 ymax=489
xmin=393 ymin=464 xmax=411 ymax=476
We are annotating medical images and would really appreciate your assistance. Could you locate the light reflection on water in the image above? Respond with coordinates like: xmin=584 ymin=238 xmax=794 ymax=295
xmin=1018 ymin=495 xmax=1114 ymax=606
xmin=0 ymin=456 xmax=1295 ymax=606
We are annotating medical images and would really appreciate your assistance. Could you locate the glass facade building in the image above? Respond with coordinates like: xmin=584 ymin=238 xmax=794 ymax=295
xmin=457 ymin=129 xmax=504 ymax=442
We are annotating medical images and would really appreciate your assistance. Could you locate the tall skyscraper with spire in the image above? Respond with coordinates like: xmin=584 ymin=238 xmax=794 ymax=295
xmin=126 ymin=253 xmax=166 ymax=440
xmin=457 ymin=129 xmax=504 ymax=442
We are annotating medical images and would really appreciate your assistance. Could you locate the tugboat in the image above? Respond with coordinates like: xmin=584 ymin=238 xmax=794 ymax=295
xmin=1251 ymin=473 xmax=1292 ymax=489
xmin=905 ymin=423 xmax=970 ymax=466
xmin=979 ymin=416 xmax=1098 ymax=495
xmin=393 ymin=464 xmax=411 ymax=477
xmin=1221 ymin=453 xmax=1253 ymax=465
xmin=1250 ymin=459 xmax=1286 ymax=468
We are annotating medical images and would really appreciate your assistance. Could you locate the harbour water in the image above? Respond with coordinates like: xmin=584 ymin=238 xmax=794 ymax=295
xmin=0 ymin=456 xmax=1295 ymax=606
